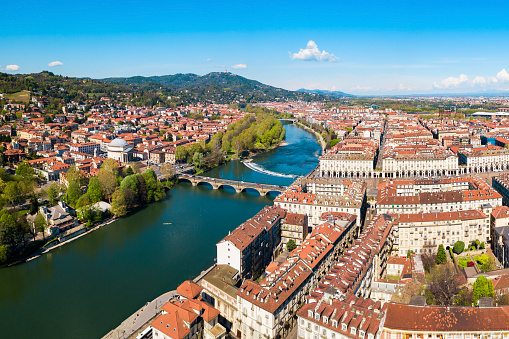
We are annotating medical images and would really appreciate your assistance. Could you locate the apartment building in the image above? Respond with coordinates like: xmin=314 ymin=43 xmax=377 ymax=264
xmin=198 ymin=265 xmax=240 ymax=335
xmin=69 ymin=142 xmax=101 ymax=155
xmin=297 ymin=295 xmax=385 ymax=339
xmin=395 ymin=210 xmax=489 ymax=256
xmin=281 ymin=213 xmax=308 ymax=247
xmin=313 ymin=214 xmax=396 ymax=300
xmin=458 ymin=145 xmax=509 ymax=173
xmin=216 ymin=206 xmax=286 ymax=280
xmin=237 ymin=219 xmax=356 ymax=339
xmin=274 ymin=179 xmax=366 ymax=228
xmin=377 ymin=177 xmax=501 ymax=215
xmin=493 ymin=173 xmax=509 ymax=205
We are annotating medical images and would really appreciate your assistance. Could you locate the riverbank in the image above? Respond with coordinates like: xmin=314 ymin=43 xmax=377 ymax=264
xmin=7 ymin=217 xmax=118 ymax=267
xmin=295 ymin=120 xmax=327 ymax=151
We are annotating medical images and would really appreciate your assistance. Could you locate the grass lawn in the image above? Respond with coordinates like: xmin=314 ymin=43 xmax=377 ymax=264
xmin=458 ymin=256 xmax=472 ymax=268
xmin=5 ymin=90 xmax=30 ymax=103
xmin=386 ymin=274 xmax=400 ymax=281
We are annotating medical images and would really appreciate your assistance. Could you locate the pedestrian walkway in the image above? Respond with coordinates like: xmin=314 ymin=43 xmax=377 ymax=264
xmin=103 ymin=290 xmax=177 ymax=339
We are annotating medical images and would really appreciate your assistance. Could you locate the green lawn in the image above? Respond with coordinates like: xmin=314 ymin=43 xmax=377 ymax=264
xmin=457 ymin=256 xmax=472 ymax=268
xmin=386 ymin=274 xmax=400 ymax=281
xmin=5 ymin=90 xmax=30 ymax=103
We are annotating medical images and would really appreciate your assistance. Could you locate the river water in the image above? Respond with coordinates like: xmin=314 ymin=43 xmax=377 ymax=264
xmin=0 ymin=123 xmax=321 ymax=339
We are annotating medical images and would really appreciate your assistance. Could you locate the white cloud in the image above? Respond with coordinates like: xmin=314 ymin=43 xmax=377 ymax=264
xmin=206 ymin=58 xmax=212 ymax=62
xmin=497 ymin=69 xmax=509 ymax=82
xmin=398 ymin=83 xmax=417 ymax=91
xmin=434 ymin=74 xmax=468 ymax=88
xmin=5 ymin=65 xmax=19 ymax=71
xmin=473 ymin=76 xmax=487 ymax=86
xmin=48 ymin=61 xmax=63 ymax=67
xmin=289 ymin=40 xmax=339 ymax=62
xmin=231 ymin=64 xmax=247 ymax=69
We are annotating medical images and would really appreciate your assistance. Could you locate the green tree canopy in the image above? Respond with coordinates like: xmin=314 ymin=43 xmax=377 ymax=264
xmin=437 ymin=244 xmax=447 ymax=264
xmin=15 ymin=161 xmax=35 ymax=179
xmin=472 ymin=276 xmax=494 ymax=305
xmin=453 ymin=241 xmax=465 ymax=255
xmin=87 ymin=177 xmax=104 ymax=203
xmin=286 ymin=239 xmax=297 ymax=252
xmin=65 ymin=180 xmax=82 ymax=208
xmin=98 ymin=170 xmax=117 ymax=202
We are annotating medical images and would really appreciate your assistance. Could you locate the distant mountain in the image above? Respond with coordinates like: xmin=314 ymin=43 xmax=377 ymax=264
xmin=100 ymin=72 xmax=324 ymax=103
xmin=297 ymin=88 xmax=354 ymax=98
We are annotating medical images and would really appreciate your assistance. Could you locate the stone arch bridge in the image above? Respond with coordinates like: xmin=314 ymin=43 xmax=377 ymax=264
xmin=176 ymin=174 xmax=286 ymax=196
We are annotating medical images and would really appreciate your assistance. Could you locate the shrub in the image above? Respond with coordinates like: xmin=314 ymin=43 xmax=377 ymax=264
xmin=453 ymin=241 xmax=465 ymax=255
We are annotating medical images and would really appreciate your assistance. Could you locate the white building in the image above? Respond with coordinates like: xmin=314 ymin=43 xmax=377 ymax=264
xmin=106 ymin=137 xmax=134 ymax=163
xmin=395 ymin=210 xmax=489 ymax=256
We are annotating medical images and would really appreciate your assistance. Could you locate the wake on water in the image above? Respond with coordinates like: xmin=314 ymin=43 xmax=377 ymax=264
xmin=242 ymin=161 xmax=297 ymax=179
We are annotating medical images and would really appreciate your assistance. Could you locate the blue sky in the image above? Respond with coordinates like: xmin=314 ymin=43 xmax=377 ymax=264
xmin=2 ymin=0 xmax=509 ymax=95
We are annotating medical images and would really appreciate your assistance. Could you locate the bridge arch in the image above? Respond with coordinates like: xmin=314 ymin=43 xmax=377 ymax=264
xmin=217 ymin=184 xmax=238 ymax=193
xmin=265 ymin=190 xmax=282 ymax=197
xmin=196 ymin=181 xmax=214 ymax=189
xmin=240 ymin=187 xmax=261 ymax=195
xmin=177 ymin=177 xmax=193 ymax=184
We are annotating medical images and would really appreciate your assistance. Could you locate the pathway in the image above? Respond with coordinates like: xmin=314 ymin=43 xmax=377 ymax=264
xmin=103 ymin=290 xmax=177 ymax=339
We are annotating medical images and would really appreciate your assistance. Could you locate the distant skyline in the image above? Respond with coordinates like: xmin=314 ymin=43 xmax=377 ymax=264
xmin=2 ymin=0 xmax=509 ymax=95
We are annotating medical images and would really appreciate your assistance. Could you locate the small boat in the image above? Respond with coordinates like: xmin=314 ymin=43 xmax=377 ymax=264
xmin=163 ymin=222 xmax=172 ymax=225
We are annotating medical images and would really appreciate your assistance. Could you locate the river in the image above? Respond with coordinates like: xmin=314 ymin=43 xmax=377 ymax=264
xmin=0 ymin=123 xmax=321 ymax=339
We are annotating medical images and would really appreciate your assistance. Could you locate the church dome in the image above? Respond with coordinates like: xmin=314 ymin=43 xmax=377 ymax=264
xmin=109 ymin=138 xmax=129 ymax=147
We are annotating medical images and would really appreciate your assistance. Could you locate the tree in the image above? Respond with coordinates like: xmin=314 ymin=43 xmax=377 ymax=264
xmin=87 ymin=177 xmax=103 ymax=203
xmin=454 ymin=288 xmax=473 ymax=306
xmin=125 ymin=166 xmax=134 ymax=176
xmin=47 ymin=183 xmax=60 ymax=205
xmin=65 ymin=180 xmax=82 ymax=208
xmin=160 ymin=163 xmax=174 ymax=181
xmin=472 ymin=276 xmax=494 ymax=305
xmin=65 ymin=165 xmax=85 ymax=187
xmin=111 ymin=188 xmax=129 ymax=217
xmin=0 ymin=245 xmax=8 ymax=263
xmin=496 ymin=294 xmax=509 ymax=306
xmin=34 ymin=212 xmax=47 ymax=240
xmin=29 ymin=195 xmax=39 ymax=215
xmin=453 ymin=241 xmax=465 ymax=255
xmin=2 ymin=181 xmax=19 ymax=206
xmin=15 ymin=161 xmax=35 ymax=179
xmin=437 ymin=244 xmax=447 ymax=264
xmin=98 ymin=170 xmax=117 ymax=202
xmin=0 ymin=210 xmax=18 ymax=246
xmin=101 ymin=158 xmax=119 ymax=177
xmin=175 ymin=146 xmax=187 ymax=162
xmin=427 ymin=263 xmax=460 ymax=306
xmin=286 ymin=239 xmax=297 ymax=252
xmin=192 ymin=152 xmax=204 ymax=168
xmin=142 ymin=168 xmax=166 ymax=203
xmin=120 ymin=174 xmax=139 ymax=196
xmin=421 ymin=251 xmax=437 ymax=272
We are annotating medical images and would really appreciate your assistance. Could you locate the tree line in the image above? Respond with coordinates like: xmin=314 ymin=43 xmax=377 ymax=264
xmin=174 ymin=113 xmax=285 ymax=172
